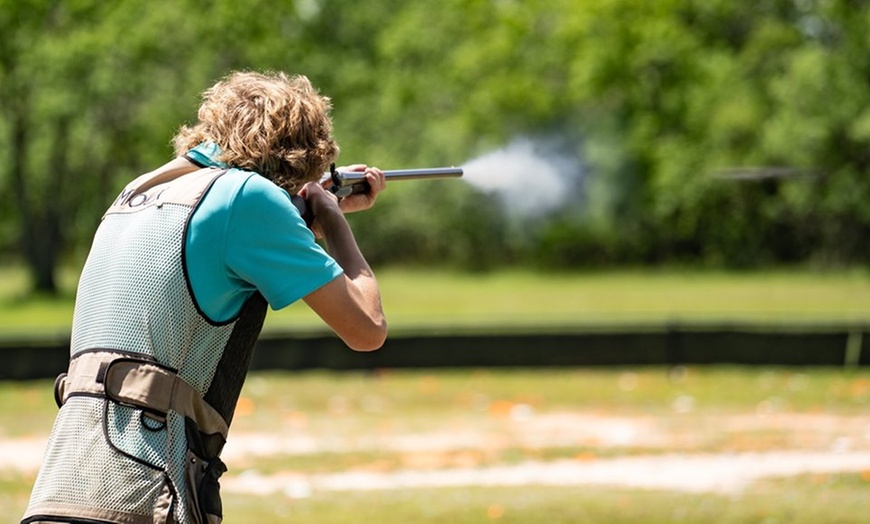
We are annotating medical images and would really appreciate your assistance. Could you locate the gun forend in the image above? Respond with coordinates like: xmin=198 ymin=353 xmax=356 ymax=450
xmin=327 ymin=166 xmax=463 ymax=198
xmin=294 ymin=166 xmax=463 ymax=225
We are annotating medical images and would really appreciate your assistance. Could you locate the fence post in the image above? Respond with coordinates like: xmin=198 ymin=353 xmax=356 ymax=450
xmin=844 ymin=329 xmax=863 ymax=369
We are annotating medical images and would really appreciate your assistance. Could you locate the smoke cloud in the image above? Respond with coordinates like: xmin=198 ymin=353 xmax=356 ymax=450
xmin=461 ymin=137 xmax=584 ymax=218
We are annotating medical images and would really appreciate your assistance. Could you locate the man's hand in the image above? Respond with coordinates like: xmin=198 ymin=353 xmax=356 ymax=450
xmin=297 ymin=164 xmax=386 ymax=237
xmin=297 ymin=179 xmax=343 ymax=239
xmin=330 ymin=164 xmax=387 ymax=214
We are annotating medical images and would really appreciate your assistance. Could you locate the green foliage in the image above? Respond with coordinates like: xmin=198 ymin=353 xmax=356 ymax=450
xmin=348 ymin=182 xmax=510 ymax=270
xmin=2 ymin=1 xmax=870 ymax=292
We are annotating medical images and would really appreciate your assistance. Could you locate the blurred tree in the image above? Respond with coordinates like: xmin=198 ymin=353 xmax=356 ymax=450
xmin=0 ymin=1 xmax=203 ymax=292
xmin=0 ymin=0 xmax=311 ymax=292
xmin=2 ymin=0 xmax=870 ymax=292
xmin=543 ymin=0 xmax=870 ymax=267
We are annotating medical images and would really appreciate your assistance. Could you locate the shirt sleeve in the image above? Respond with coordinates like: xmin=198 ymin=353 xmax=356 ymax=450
xmin=224 ymin=174 xmax=344 ymax=311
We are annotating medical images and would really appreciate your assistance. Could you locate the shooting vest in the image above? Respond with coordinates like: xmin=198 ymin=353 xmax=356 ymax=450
xmin=23 ymin=160 xmax=267 ymax=524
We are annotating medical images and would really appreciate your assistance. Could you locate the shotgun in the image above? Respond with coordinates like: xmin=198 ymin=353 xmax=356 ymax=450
xmin=293 ymin=164 xmax=463 ymax=223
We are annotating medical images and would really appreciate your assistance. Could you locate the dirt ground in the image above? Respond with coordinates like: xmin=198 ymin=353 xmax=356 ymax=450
xmin=6 ymin=411 xmax=870 ymax=498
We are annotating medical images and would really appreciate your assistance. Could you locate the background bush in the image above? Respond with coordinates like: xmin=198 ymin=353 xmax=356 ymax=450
xmin=2 ymin=0 xmax=869 ymax=292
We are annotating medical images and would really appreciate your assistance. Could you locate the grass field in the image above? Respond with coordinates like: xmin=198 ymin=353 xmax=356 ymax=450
xmin=2 ymin=266 xmax=870 ymax=520
xmin=1 ymin=265 xmax=869 ymax=338
xmin=3 ymin=367 xmax=870 ymax=522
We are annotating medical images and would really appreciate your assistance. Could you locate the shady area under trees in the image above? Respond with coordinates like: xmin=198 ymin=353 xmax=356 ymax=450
xmin=2 ymin=0 xmax=870 ymax=294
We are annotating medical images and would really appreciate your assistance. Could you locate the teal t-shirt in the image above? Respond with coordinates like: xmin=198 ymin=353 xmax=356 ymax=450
xmin=185 ymin=166 xmax=343 ymax=323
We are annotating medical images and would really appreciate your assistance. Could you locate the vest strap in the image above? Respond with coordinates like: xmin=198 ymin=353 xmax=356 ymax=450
xmin=55 ymin=350 xmax=229 ymax=438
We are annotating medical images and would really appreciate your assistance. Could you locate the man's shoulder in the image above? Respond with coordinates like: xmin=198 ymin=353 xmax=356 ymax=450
xmin=199 ymin=169 xmax=299 ymax=227
xmin=208 ymin=169 xmax=285 ymax=203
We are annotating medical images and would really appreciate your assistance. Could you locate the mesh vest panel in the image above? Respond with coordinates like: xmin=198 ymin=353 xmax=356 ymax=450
xmin=25 ymin=169 xmax=266 ymax=524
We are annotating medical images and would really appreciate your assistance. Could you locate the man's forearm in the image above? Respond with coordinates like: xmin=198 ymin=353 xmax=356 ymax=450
xmin=319 ymin=212 xmax=375 ymax=281
xmin=299 ymin=178 xmax=388 ymax=350
xmin=315 ymin=211 xmax=387 ymax=348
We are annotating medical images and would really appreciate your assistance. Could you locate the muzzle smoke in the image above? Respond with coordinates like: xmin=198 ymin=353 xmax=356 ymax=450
xmin=461 ymin=137 xmax=584 ymax=218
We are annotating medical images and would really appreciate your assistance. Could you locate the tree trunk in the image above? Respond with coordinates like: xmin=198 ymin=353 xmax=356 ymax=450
xmin=9 ymin=102 xmax=61 ymax=294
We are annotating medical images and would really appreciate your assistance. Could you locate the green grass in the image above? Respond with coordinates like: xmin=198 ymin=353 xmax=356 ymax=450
xmin=0 ymin=381 xmax=58 ymax=438
xmin=221 ymin=479 xmax=870 ymax=524
xmin=0 ymin=472 xmax=33 ymax=524
xmin=12 ymin=365 xmax=867 ymax=441
xmin=272 ymin=267 xmax=870 ymax=333
xmin=4 ymin=263 xmax=870 ymax=521
xmin=3 ymin=265 xmax=869 ymax=338
xmin=5 ymin=474 xmax=866 ymax=524
xmin=4 ymin=367 xmax=870 ymax=522
xmin=230 ymin=367 xmax=870 ymax=429
xmin=0 ymin=265 xmax=79 ymax=339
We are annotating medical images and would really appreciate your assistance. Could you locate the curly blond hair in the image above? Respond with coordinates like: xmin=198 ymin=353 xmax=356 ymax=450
xmin=172 ymin=71 xmax=339 ymax=193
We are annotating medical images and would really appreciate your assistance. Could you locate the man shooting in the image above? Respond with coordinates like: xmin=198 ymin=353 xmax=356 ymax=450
xmin=22 ymin=70 xmax=387 ymax=524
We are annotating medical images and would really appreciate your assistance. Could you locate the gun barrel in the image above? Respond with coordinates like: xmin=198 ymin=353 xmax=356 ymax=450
xmin=299 ymin=166 xmax=464 ymax=220
xmin=382 ymin=167 xmax=464 ymax=181
xmin=334 ymin=167 xmax=463 ymax=186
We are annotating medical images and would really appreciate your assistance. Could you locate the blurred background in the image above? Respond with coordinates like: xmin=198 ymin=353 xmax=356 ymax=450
xmin=3 ymin=0 xmax=870 ymax=287
xmin=2 ymin=1 xmax=870 ymax=522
